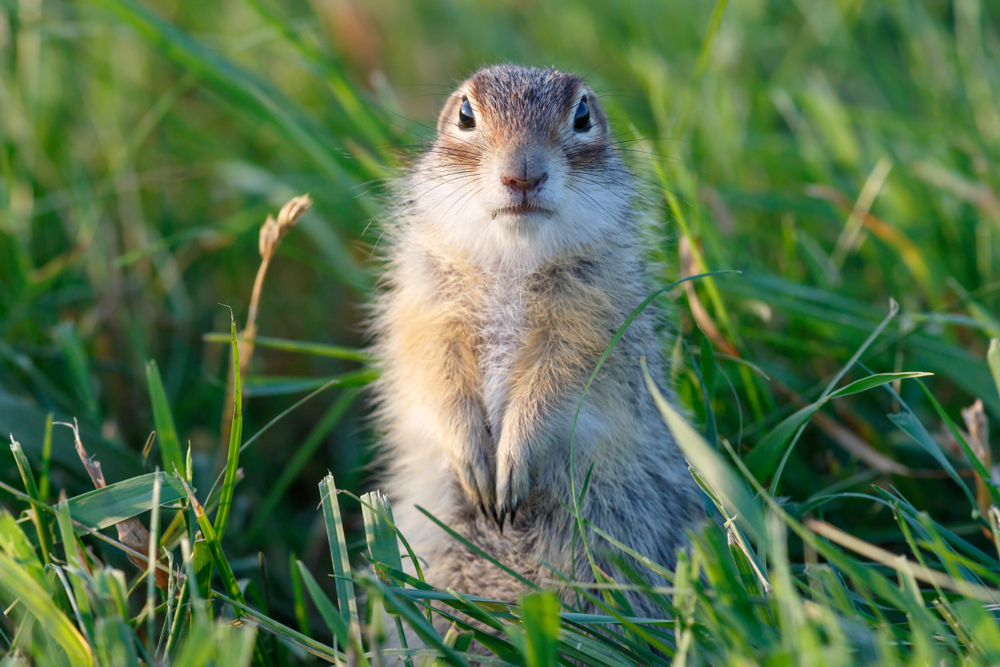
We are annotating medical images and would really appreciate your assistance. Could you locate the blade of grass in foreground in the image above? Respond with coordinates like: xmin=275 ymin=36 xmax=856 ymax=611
xmin=362 ymin=490 xmax=405 ymax=585
xmin=362 ymin=490 xmax=415 ymax=667
xmin=144 ymin=471 xmax=161 ymax=657
xmin=0 ymin=553 xmax=94 ymax=667
xmin=918 ymin=380 xmax=1000 ymax=508
xmin=514 ymin=591 xmax=561 ymax=667
xmin=214 ymin=591 xmax=344 ymax=663
xmin=373 ymin=578 xmax=469 ymax=667
xmin=289 ymin=551 xmax=313 ymax=637
xmin=65 ymin=471 xmax=187 ymax=533
xmin=296 ymin=561 xmax=361 ymax=662
xmin=214 ymin=313 xmax=242 ymax=541
xmin=641 ymin=357 xmax=766 ymax=544
xmin=10 ymin=436 xmax=54 ymax=565
xmin=241 ymin=370 xmax=375 ymax=397
xmin=178 ymin=476 xmax=270 ymax=667
xmin=320 ymin=474 xmax=361 ymax=643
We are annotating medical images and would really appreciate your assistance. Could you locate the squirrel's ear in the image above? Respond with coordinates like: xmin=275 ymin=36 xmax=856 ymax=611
xmin=437 ymin=93 xmax=465 ymax=136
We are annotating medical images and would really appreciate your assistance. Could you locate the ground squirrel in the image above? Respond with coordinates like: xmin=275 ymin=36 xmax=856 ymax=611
xmin=370 ymin=65 xmax=705 ymax=621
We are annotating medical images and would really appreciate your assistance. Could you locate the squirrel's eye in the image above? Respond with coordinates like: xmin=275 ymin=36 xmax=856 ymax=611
xmin=458 ymin=99 xmax=475 ymax=130
xmin=573 ymin=97 xmax=590 ymax=132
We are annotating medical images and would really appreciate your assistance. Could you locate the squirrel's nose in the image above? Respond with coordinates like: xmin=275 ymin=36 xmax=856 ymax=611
xmin=501 ymin=172 xmax=547 ymax=193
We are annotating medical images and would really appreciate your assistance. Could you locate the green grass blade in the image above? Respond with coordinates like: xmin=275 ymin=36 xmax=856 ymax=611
xmin=241 ymin=370 xmax=377 ymax=398
xmin=9 ymin=436 xmax=53 ymax=565
xmin=296 ymin=561 xmax=356 ymax=656
xmin=170 ymin=617 xmax=213 ymax=667
xmin=328 ymin=488 xmax=427 ymax=585
xmin=144 ymin=471 xmax=161 ymax=658
xmin=55 ymin=502 xmax=95 ymax=641
xmin=212 ymin=592 xmax=344 ymax=663
xmin=192 ymin=538 xmax=214 ymax=615
xmin=145 ymin=360 xmax=185 ymax=477
xmin=888 ymin=411 xmax=978 ymax=513
xmin=178 ymin=478 xmax=243 ymax=609
xmin=374 ymin=580 xmax=469 ymax=667
xmin=0 ymin=509 xmax=47 ymax=590
xmin=289 ymin=552 xmax=312 ymax=638
xmin=93 ymin=616 xmax=138 ymax=667
xmin=918 ymin=380 xmax=1000 ymax=509
xmin=641 ymin=358 xmax=766 ymax=543
xmin=745 ymin=371 xmax=932 ymax=483
xmin=319 ymin=474 xmax=361 ymax=640
xmin=39 ymin=412 xmax=53 ymax=504
xmin=0 ymin=553 xmax=94 ymax=667
xmin=177 ymin=477 xmax=269 ymax=666
xmin=415 ymin=505 xmax=538 ymax=590
xmin=214 ymin=314 xmax=242 ymax=541
xmin=201 ymin=333 xmax=371 ymax=362
xmin=827 ymin=372 xmax=934 ymax=400
xmin=516 ymin=591 xmax=560 ymax=667
xmin=757 ymin=299 xmax=901 ymax=487
xmin=361 ymin=490 xmax=404 ymax=586
xmin=214 ymin=623 xmax=258 ymax=667
xmin=65 ymin=472 xmax=188 ymax=533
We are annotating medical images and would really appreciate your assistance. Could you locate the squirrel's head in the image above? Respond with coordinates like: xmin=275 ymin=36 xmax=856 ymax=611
xmin=410 ymin=65 xmax=635 ymax=267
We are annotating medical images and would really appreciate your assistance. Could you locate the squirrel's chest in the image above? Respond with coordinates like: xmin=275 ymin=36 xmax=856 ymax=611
xmin=477 ymin=275 xmax=530 ymax=420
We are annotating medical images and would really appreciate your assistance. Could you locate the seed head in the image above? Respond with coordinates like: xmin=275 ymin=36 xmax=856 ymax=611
xmin=259 ymin=194 xmax=312 ymax=260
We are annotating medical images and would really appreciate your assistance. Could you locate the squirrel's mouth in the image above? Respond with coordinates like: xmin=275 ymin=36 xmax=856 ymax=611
xmin=491 ymin=203 xmax=555 ymax=218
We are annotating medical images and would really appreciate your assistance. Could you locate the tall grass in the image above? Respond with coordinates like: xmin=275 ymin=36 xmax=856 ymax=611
xmin=2 ymin=0 xmax=1000 ymax=664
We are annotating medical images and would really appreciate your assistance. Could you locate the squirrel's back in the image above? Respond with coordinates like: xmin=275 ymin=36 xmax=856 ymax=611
xmin=369 ymin=64 xmax=704 ymax=617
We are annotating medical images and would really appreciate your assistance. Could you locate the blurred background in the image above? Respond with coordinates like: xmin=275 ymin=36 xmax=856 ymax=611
xmin=2 ymin=0 xmax=999 ymax=634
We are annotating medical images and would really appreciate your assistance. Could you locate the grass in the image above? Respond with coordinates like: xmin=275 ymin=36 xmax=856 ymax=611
xmin=2 ymin=0 xmax=1000 ymax=664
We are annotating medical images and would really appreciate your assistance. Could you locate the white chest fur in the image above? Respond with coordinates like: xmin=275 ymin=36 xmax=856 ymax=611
xmin=478 ymin=267 xmax=528 ymax=439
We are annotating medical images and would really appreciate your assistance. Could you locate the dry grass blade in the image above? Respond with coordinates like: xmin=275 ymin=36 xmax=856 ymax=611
xmin=679 ymin=236 xmax=739 ymax=357
xmin=806 ymin=519 xmax=1000 ymax=603
xmin=57 ymin=419 xmax=171 ymax=589
xmin=806 ymin=183 xmax=930 ymax=288
xmin=829 ymin=156 xmax=893 ymax=269
xmin=961 ymin=399 xmax=994 ymax=532
xmin=220 ymin=194 xmax=313 ymax=448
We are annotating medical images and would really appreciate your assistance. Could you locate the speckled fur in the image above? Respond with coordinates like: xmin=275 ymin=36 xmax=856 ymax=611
xmin=368 ymin=65 xmax=704 ymax=638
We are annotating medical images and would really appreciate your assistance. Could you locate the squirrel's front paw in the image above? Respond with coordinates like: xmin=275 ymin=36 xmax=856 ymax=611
xmin=448 ymin=423 xmax=496 ymax=519
xmin=495 ymin=441 xmax=530 ymax=532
